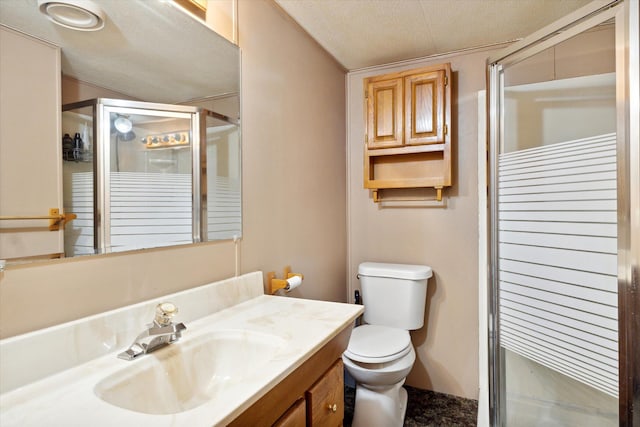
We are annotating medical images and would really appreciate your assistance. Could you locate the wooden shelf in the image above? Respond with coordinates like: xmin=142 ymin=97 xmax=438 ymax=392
xmin=366 ymin=177 xmax=446 ymax=189
xmin=366 ymin=143 xmax=445 ymax=157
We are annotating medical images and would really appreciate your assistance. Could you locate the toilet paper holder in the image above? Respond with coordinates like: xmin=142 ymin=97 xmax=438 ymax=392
xmin=267 ymin=265 xmax=304 ymax=294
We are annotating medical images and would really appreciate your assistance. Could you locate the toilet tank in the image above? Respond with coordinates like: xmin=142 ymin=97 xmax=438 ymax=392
xmin=358 ymin=262 xmax=432 ymax=330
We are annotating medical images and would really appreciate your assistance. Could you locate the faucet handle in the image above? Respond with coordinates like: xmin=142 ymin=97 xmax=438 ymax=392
xmin=154 ymin=302 xmax=178 ymax=326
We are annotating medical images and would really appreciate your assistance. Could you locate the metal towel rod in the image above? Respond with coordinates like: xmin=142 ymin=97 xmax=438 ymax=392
xmin=0 ymin=208 xmax=77 ymax=231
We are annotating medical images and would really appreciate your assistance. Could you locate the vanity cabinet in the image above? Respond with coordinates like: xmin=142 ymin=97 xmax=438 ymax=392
xmin=274 ymin=398 xmax=306 ymax=427
xmin=229 ymin=328 xmax=350 ymax=427
xmin=364 ymin=63 xmax=451 ymax=201
xmin=272 ymin=359 xmax=344 ymax=427
xmin=306 ymin=359 xmax=344 ymax=427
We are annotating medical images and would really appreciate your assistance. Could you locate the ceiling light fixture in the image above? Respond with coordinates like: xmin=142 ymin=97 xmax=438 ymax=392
xmin=114 ymin=116 xmax=133 ymax=134
xmin=37 ymin=0 xmax=105 ymax=31
xmin=113 ymin=115 xmax=136 ymax=142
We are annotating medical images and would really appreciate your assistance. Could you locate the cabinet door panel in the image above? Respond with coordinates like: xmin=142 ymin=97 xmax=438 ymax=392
xmin=405 ymin=70 xmax=445 ymax=146
xmin=306 ymin=359 xmax=344 ymax=427
xmin=273 ymin=398 xmax=306 ymax=427
xmin=367 ymin=78 xmax=403 ymax=148
xmin=414 ymin=80 xmax=434 ymax=134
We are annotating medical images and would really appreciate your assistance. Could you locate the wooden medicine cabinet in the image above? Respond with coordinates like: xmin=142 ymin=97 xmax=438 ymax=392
xmin=364 ymin=63 xmax=452 ymax=202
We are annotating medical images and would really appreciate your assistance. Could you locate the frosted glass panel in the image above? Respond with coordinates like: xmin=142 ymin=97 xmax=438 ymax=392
xmin=498 ymin=133 xmax=618 ymax=397
xmin=107 ymin=110 xmax=192 ymax=252
xmin=498 ymin=27 xmax=618 ymax=426
xmin=205 ymin=115 xmax=241 ymax=241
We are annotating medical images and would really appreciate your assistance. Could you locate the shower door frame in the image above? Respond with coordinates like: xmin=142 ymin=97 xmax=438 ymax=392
xmin=63 ymin=98 xmax=205 ymax=254
xmin=99 ymin=102 xmax=201 ymax=252
xmin=486 ymin=0 xmax=639 ymax=425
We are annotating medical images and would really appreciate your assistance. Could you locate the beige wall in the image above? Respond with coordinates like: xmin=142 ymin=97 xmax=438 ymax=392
xmin=206 ymin=0 xmax=236 ymax=44
xmin=0 ymin=0 xmax=347 ymax=338
xmin=347 ymin=48 xmax=502 ymax=399
xmin=502 ymin=26 xmax=616 ymax=152
xmin=61 ymin=76 xmax=136 ymax=105
xmin=504 ymin=74 xmax=616 ymax=152
xmin=504 ymin=25 xmax=614 ymax=87
xmin=0 ymin=27 xmax=63 ymax=260
xmin=237 ymin=0 xmax=347 ymax=303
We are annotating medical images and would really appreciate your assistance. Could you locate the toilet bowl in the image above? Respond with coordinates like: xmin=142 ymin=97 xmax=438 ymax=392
xmin=342 ymin=325 xmax=417 ymax=427
xmin=343 ymin=262 xmax=432 ymax=427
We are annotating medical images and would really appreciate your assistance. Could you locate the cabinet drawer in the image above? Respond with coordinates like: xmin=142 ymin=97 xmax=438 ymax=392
xmin=306 ymin=359 xmax=344 ymax=427
xmin=274 ymin=398 xmax=306 ymax=427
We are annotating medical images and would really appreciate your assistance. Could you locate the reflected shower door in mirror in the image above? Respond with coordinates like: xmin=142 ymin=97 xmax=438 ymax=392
xmin=205 ymin=113 xmax=241 ymax=241
xmin=62 ymin=99 xmax=240 ymax=256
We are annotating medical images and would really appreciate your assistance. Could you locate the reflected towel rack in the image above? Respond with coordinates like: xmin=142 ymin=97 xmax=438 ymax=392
xmin=0 ymin=208 xmax=77 ymax=231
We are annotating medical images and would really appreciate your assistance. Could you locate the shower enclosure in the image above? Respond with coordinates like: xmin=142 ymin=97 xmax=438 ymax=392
xmin=62 ymin=98 xmax=240 ymax=256
xmin=487 ymin=1 xmax=638 ymax=425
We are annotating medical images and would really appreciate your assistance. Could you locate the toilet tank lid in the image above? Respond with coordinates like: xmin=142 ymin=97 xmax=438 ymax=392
xmin=358 ymin=262 xmax=433 ymax=280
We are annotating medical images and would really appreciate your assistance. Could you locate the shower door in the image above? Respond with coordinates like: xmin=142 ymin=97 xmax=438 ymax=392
xmin=63 ymin=99 xmax=202 ymax=255
xmin=487 ymin=1 xmax=639 ymax=426
xmin=100 ymin=104 xmax=197 ymax=253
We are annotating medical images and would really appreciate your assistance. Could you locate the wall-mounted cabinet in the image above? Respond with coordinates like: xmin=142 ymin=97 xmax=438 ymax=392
xmin=364 ymin=63 xmax=452 ymax=201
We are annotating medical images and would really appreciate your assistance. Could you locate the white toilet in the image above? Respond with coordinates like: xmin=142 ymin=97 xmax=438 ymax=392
xmin=342 ymin=262 xmax=432 ymax=427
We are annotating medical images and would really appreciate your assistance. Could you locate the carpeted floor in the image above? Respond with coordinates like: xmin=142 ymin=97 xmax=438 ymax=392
xmin=344 ymin=385 xmax=478 ymax=427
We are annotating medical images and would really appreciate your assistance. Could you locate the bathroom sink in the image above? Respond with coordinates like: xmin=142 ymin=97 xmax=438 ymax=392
xmin=94 ymin=329 xmax=286 ymax=415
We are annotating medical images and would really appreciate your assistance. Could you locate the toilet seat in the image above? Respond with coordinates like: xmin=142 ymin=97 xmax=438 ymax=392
xmin=344 ymin=325 xmax=411 ymax=364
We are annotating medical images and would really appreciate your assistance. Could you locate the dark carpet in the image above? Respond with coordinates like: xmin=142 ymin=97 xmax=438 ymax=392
xmin=344 ymin=385 xmax=478 ymax=427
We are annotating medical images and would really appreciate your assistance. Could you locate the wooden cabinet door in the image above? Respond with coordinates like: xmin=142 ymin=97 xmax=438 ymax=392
xmin=366 ymin=77 xmax=403 ymax=149
xmin=306 ymin=359 xmax=344 ymax=427
xmin=273 ymin=398 xmax=306 ymax=427
xmin=404 ymin=69 xmax=446 ymax=146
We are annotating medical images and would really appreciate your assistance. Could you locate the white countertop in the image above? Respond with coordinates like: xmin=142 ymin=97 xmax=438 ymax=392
xmin=0 ymin=287 xmax=362 ymax=426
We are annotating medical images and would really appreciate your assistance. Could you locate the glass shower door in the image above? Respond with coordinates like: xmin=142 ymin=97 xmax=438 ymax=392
xmin=487 ymin=1 xmax=639 ymax=425
xmin=203 ymin=111 xmax=241 ymax=241
xmin=101 ymin=105 xmax=195 ymax=253
xmin=499 ymin=51 xmax=618 ymax=425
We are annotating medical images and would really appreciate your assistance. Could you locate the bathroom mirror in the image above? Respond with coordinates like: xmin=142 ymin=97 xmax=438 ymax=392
xmin=0 ymin=0 xmax=241 ymax=262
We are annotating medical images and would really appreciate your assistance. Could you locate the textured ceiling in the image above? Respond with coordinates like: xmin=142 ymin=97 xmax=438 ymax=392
xmin=275 ymin=0 xmax=594 ymax=70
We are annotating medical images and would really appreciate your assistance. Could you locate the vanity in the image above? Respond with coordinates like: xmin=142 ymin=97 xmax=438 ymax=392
xmin=0 ymin=272 xmax=363 ymax=426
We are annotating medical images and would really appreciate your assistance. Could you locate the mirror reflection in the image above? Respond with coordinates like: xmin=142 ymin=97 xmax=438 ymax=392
xmin=0 ymin=0 xmax=241 ymax=263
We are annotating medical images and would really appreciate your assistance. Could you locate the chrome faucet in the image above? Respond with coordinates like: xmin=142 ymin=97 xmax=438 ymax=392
xmin=118 ymin=302 xmax=187 ymax=361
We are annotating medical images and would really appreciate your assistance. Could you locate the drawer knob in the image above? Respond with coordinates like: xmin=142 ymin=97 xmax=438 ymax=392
xmin=328 ymin=403 xmax=338 ymax=413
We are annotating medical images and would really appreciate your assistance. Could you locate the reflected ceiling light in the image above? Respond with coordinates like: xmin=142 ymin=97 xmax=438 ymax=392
xmin=114 ymin=116 xmax=133 ymax=134
xmin=37 ymin=0 xmax=105 ymax=31
xmin=113 ymin=115 xmax=136 ymax=142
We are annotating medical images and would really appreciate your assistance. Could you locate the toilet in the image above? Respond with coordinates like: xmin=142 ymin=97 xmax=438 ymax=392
xmin=342 ymin=262 xmax=432 ymax=427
